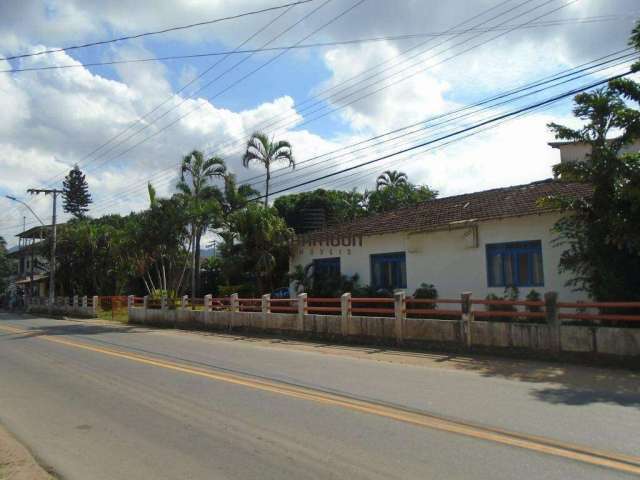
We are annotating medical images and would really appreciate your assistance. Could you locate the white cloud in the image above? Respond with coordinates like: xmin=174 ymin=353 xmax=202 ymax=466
xmin=0 ymin=45 xmax=329 ymax=242
xmin=320 ymin=42 xmax=453 ymax=135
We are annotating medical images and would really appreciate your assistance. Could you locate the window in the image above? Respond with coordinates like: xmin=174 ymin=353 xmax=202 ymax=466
xmin=313 ymin=257 xmax=340 ymax=282
xmin=486 ymin=241 xmax=544 ymax=287
xmin=370 ymin=252 xmax=407 ymax=290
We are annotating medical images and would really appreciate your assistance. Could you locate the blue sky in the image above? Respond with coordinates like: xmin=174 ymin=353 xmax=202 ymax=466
xmin=0 ymin=0 xmax=638 ymax=243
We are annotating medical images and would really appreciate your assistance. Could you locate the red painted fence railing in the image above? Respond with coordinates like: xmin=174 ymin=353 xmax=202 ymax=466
xmin=125 ymin=294 xmax=640 ymax=324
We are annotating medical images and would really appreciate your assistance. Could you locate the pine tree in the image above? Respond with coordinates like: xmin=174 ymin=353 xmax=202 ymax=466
xmin=62 ymin=164 xmax=92 ymax=218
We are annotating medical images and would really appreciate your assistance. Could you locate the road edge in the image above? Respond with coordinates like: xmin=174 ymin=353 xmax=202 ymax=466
xmin=0 ymin=422 xmax=54 ymax=480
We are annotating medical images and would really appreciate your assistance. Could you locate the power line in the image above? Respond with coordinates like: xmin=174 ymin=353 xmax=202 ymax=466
xmin=75 ymin=0 xmax=366 ymax=179
xmin=3 ymin=15 xmax=633 ymax=74
xmin=1 ymin=0 xmax=362 ymax=227
xmin=131 ymin=0 xmax=568 ymax=195
xmin=237 ymin=0 xmax=578 ymax=162
xmin=249 ymin=70 xmax=633 ymax=201
xmin=83 ymin=49 xmax=635 ymax=216
xmin=35 ymin=0 xmax=319 ymax=188
xmin=0 ymin=0 xmax=316 ymax=61
xmin=4 ymin=61 xmax=632 ymax=234
xmin=260 ymin=51 xmax=637 ymax=192
xmin=2 ymin=0 xmax=616 ymax=229
xmin=0 ymin=1 xmax=316 ymax=224
xmin=71 ymin=0 xmax=536 ymax=204
xmin=85 ymin=0 xmax=574 ymax=205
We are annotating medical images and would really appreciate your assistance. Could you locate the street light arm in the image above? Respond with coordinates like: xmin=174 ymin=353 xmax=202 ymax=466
xmin=5 ymin=195 xmax=47 ymax=227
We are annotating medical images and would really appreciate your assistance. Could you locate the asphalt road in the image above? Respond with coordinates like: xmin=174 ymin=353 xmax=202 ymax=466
xmin=1 ymin=312 xmax=639 ymax=479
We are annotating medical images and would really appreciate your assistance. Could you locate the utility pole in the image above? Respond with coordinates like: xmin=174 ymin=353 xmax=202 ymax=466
xmin=27 ymin=188 xmax=62 ymax=305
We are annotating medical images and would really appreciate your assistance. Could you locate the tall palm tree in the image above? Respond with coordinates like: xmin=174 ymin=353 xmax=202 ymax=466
xmin=376 ymin=170 xmax=408 ymax=190
xmin=176 ymin=150 xmax=226 ymax=302
xmin=242 ymin=132 xmax=294 ymax=206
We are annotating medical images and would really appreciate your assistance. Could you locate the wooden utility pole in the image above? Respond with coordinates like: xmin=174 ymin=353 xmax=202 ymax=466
xmin=27 ymin=188 xmax=63 ymax=304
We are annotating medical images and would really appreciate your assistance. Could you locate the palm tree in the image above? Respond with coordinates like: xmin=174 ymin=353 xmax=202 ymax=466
xmin=176 ymin=150 xmax=226 ymax=303
xmin=216 ymin=173 xmax=259 ymax=219
xmin=213 ymin=173 xmax=259 ymax=256
xmin=376 ymin=170 xmax=408 ymax=190
xmin=242 ymin=132 xmax=294 ymax=206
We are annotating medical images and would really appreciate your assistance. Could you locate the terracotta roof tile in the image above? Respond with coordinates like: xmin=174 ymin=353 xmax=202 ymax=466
xmin=301 ymin=179 xmax=592 ymax=239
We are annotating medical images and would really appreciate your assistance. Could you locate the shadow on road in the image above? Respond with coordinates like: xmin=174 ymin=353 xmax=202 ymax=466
xmin=305 ymin=343 xmax=640 ymax=409
xmin=2 ymin=320 xmax=138 ymax=340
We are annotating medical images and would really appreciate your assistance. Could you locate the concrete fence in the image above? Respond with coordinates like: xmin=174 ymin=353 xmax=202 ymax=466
xmin=26 ymin=296 xmax=97 ymax=317
xmin=127 ymin=292 xmax=640 ymax=358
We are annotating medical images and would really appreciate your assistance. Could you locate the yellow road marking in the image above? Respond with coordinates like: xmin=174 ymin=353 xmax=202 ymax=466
xmin=2 ymin=322 xmax=640 ymax=475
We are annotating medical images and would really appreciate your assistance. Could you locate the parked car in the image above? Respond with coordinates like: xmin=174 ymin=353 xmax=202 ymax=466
xmin=271 ymin=287 xmax=290 ymax=299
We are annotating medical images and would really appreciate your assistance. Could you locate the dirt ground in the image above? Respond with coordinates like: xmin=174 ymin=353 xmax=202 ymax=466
xmin=0 ymin=424 xmax=52 ymax=480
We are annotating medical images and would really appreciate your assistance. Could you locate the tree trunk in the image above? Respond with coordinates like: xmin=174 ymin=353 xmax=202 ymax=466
xmin=191 ymin=225 xmax=196 ymax=309
xmin=195 ymin=230 xmax=202 ymax=299
xmin=264 ymin=164 xmax=270 ymax=207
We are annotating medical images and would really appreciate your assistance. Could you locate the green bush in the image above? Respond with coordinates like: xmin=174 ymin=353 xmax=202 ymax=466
xmin=485 ymin=287 xmax=518 ymax=322
xmin=412 ymin=283 xmax=438 ymax=309
xmin=525 ymin=289 xmax=542 ymax=313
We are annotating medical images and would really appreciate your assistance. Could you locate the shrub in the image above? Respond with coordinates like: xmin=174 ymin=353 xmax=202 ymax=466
xmin=412 ymin=283 xmax=438 ymax=309
xmin=484 ymin=286 xmax=518 ymax=322
xmin=525 ymin=289 xmax=542 ymax=313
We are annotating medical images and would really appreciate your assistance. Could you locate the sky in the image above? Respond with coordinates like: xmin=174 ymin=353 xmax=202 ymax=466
xmin=0 ymin=0 xmax=639 ymax=245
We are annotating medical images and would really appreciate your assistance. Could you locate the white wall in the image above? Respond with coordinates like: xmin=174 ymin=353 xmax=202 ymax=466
xmin=290 ymin=213 xmax=584 ymax=301
xmin=551 ymin=139 xmax=640 ymax=164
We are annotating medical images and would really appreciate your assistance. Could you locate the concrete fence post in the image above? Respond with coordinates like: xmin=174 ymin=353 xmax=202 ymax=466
xmin=545 ymin=291 xmax=561 ymax=352
xmin=73 ymin=295 xmax=78 ymax=309
xmin=230 ymin=293 xmax=239 ymax=312
xmin=127 ymin=295 xmax=134 ymax=309
xmin=341 ymin=292 xmax=351 ymax=337
xmin=461 ymin=291 xmax=473 ymax=348
xmin=394 ymin=290 xmax=406 ymax=345
xmin=262 ymin=294 xmax=271 ymax=330
xmin=161 ymin=295 xmax=168 ymax=310
xmin=204 ymin=294 xmax=213 ymax=312
xmin=82 ymin=296 xmax=87 ymax=308
xmin=297 ymin=293 xmax=308 ymax=332
xmin=92 ymin=296 xmax=98 ymax=315
xmin=143 ymin=295 xmax=148 ymax=310
xmin=181 ymin=295 xmax=188 ymax=310
xmin=229 ymin=293 xmax=239 ymax=331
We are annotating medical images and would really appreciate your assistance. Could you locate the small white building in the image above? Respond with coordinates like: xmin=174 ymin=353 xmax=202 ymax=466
xmin=548 ymin=138 xmax=640 ymax=165
xmin=290 ymin=180 xmax=592 ymax=301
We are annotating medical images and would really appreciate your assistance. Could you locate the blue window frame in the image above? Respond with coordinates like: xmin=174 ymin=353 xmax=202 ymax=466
xmin=486 ymin=241 xmax=544 ymax=287
xmin=313 ymin=257 xmax=340 ymax=281
xmin=370 ymin=252 xmax=407 ymax=290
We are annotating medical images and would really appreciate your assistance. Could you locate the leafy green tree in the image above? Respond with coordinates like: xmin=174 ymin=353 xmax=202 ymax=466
xmin=376 ymin=170 xmax=408 ymax=190
xmin=129 ymin=192 xmax=191 ymax=298
xmin=365 ymin=182 xmax=438 ymax=214
xmin=210 ymin=173 xmax=258 ymax=288
xmin=274 ymin=189 xmax=366 ymax=232
xmin=176 ymin=150 xmax=225 ymax=300
xmin=0 ymin=236 xmax=12 ymax=293
xmin=546 ymin=85 xmax=640 ymax=300
xmin=545 ymin=21 xmax=640 ymax=301
xmin=242 ymin=132 xmax=294 ymax=206
xmin=230 ymin=204 xmax=293 ymax=294
xmin=51 ymin=215 xmax=136 ymax=295
xmin=62 ymin=164 xmax=92 ymax=218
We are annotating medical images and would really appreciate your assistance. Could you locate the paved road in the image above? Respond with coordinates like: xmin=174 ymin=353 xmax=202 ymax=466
xmin=1 ymin=312 xmax=639 ymax=479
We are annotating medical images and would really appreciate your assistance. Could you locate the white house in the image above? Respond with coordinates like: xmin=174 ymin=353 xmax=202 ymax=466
xmin=548 ymin=138 xmax=640 ymax=165
xmin=290 ymin=180 xmax=593 ymax=301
